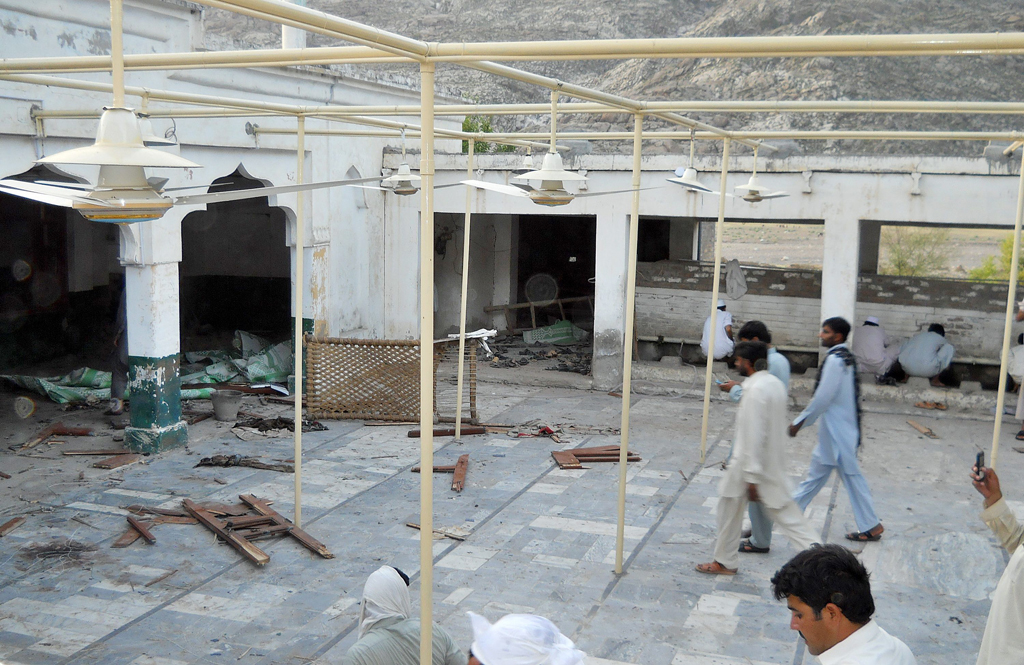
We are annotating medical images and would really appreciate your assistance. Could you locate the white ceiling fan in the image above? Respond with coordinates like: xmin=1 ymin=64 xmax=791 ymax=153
xmin=735 ymin=146 xmax=789 ymax=203
xmin=666 ymin=130 xmax=728 ymax=196
xmin=0 ymin=108 xmax=384 ymax=223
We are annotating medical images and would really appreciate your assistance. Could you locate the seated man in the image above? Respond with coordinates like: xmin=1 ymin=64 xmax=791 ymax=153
xmin=771 ymin=544 xmax=917 ymax=664
xmin=467 ymin=612 xmax=585 ymax=665
xmin=343 ymin=566 xmax=467 ymax=665
xmin=886 ymin=323 xmax=959 ymax=388
xmin=700 ymin=299 xmax=734 ymax=360
xmin=851 ymin=316 xmax=900 ymax=381
xmin=971 ymin=463 xmax=1024 ymax=665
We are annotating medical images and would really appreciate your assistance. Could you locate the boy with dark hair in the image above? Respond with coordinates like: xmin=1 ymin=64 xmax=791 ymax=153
xmin=771 ymin=544 xmax=916 ymax=663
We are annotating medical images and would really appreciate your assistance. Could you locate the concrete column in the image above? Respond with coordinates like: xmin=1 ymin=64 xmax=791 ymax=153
xmin=859 ymin=220 xmax=882 ymax=274
xmin=821 ymin=212 xmax=861 ymax=325
xmin=592 ymin=211 xmax=629 ymax=390
xmin=310 ymin=242 xmax=329 ymax=336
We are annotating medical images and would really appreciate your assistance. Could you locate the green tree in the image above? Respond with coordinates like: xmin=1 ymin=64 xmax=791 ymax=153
xmin=970 ymin=235 xmax=1024 ymax=282
xmin=462 ymin=115 xmax=515 ymax=154
xmin=880 ymin=226 xmax=952 ymax=277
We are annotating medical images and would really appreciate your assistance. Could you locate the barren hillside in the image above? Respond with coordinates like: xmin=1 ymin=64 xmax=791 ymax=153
xmin=204 ymin=0 xmax=1024 ymax=155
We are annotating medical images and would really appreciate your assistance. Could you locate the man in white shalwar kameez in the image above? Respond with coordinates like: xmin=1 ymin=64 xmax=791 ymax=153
xmin=789 ymin=317 xmax=884 ymax=543
xmin=696 ymin=341 xmax=819 ymax=574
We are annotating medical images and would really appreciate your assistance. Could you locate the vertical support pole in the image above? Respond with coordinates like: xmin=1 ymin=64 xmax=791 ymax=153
xmin=992 ymin=151 xmax=1024 ymax=469
xmin=455 ymin=139 xmax=474 ymax=440
xmin=550 ymin=90 xmax=558 ymax=153
xmin=110 ymin=0 xmax=125 ymax=107
xmin=418 ymin=61 xmax=436 ymax=665
xmin=293 ymin=115 xmax=305 ymax=527
xmin=699 ymin=138 xmax=731 ymax=464
xmin=615 ymin=113 xmax=643 ymax=574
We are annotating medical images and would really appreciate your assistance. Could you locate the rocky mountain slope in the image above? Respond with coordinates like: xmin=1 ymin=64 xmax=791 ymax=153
xmin=204 ymin=0 xmax=1024 ymax=155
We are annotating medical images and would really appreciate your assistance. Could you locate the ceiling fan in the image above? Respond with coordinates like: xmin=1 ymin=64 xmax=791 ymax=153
xmin=666 ymin=130 xmax=728 ymax=196
xmin=734 ymin=146 xmax=789 ymax=203
xmin=0 ymin=108 xmax=384 ymax=223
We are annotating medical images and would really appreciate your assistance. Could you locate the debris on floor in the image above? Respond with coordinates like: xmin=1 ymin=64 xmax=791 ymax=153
xmin=21 ymin=538 xmax=96 ymax=560
xmin=63 ymin=449 xmax=128 ymax=456
xmin=195 ymin=454 xmax=294 ymax=473
xmin=0 ymin=471 xmax=10 ymax=479
xmin=2 ymin=367 xmax=214 ymax=404
xmin=92 ymin=453 xmax=142 ymax=470
xmin=522 ymin=320 xmax=589 ymax=345
xmin=408 ymin=427 xmax=485 ymax=438
xmin=231 ymin=415 xmax=328 ymax=441
xmin=907 ymin=420 xmax=940 ymax=439
xmin=411 ymin=454 xmax=469 ymax=492
xmin=21 ymin=421 xmax=95 ymax=450
xmin=551 ymin=445 xmax=641 ymax=470
xmin=183 ymin=494 xmax=333 ymax=567
xmin=126 ymin=515 xmax=157 ymax=545
xmin=0 ymin=517 xmax=26 ymax=536
xmin=406 ymin=522 xmax=468 ymax=541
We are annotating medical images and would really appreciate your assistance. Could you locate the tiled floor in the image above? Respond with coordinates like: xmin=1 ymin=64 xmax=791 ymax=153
xmin=0 ymin=382 xmax=1016 ymax=664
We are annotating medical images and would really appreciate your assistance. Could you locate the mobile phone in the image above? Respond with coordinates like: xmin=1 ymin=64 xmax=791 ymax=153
xmin=715 ymin=378 xmax=725 ymax=385
xmin=975 ymin=452 xmax=986 ymax=481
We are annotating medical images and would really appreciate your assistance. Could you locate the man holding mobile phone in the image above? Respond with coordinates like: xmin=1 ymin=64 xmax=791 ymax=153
xmin=971 ymin=461 xmax=1024 ymax=665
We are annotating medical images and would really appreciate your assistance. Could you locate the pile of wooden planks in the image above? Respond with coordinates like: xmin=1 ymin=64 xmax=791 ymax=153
xmin=551 ymin=445 xmax=641 ymax=470
xmin=22 ymin=422 xmax=94 ymax=450
xmin=412 ymin=454 xmax=469 ymax=492
xmin=183 ymin=494 xmax=333 ymax=566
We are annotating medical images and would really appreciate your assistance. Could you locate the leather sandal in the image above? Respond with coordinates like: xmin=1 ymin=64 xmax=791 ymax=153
xmin=738 ymin=539 xmax=770 ymax=554
xmin=695 ymin=561 xmax=737 ymax=575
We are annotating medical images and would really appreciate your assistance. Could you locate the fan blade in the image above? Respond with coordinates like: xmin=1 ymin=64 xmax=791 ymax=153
xmin=0 ymin=184 xmax=77 ymax=207
xmin=461 ymin=179 xmax=531 ymax=198
xmin=760 ymin=192 xmax=790 ymax=200
xmin=349 ymin=185 xmax=389 ymax=191
xmin=34 ymin=180 xmax=93 ymax=190
xmin=434 ymin=182 xmax=466 ymax=190
xmin=574 ymin=186 xmax=660 ymax=199
xmin=0 ymin=183 xmax=115 ymax=209
xmin=171 ymin=176 xmax=385 ymax=206
xmin=665 ymin=177 xmax=714 ymax=193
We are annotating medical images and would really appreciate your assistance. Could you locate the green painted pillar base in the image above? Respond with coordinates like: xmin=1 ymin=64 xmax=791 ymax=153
xmin=125 ymin=354 xmax=187 ymax=454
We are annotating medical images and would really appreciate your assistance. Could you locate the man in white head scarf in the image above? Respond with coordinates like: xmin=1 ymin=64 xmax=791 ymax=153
xmin=343 ymin=566 xmax=467 ymax=665
xmin=467 ymin=612 xmax=585 ymax=665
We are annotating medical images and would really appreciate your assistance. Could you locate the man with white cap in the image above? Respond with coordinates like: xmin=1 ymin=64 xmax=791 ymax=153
xmin=851 ymin=316 xmax=900 ymax=382
xmin=467 ymin=612 xmax=585 ymax=665
xmin=700 ymin=299 xmax=735 ymax=361
xmin=343 ymin=566 xmax=467 ymax=665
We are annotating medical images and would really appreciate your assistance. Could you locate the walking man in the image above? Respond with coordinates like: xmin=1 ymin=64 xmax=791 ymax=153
xmin=696 ymin=341 xmax=819 ymax=575
xmin=789 ymin=317 xmax=884 ymax=543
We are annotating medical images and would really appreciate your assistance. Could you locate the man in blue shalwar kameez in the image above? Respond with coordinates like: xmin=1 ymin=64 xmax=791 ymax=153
xmin=788 ymin=317 xmax=884 ymax=543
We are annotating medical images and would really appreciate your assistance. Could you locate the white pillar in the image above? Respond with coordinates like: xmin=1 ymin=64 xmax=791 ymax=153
xmin=490 ymin=214 xmax=516 ymax=330
xmin=592 ymin=211 xmax=629 ymax=391
xmin=820 ymin=212 xmax=861 ymax=324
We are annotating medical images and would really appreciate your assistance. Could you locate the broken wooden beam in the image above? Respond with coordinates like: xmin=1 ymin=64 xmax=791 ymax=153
xmin=239 ymin=494 xmax=333 ymax=559
xmin=408 ymin=427 xmax=486 ymax=438
xmin=183 ymin=499 xmax=270 ymax=566
xmin=0 ymin=517 xmax=26 ymax=536
xmin=223 ymin=515 xmax=276 ymax=529
xmin=0 ymin=471 xmax=10 ymax=479
xmin=93 ymin=454 xmax=142 ymax=470
xmin=111 ymin=528 xmax=143 ymax=548
xmin=907 ymin=420 xmax=939 ymax=439
xmin=411 ymin=464 xmax=457 ymax=473
xmin=551 ymin=446 xmax=641 ymax=469
xmin=23 ymin=422 xmax=95 ymax=449
xmin=451 ymin=454 xmax=469 ymax=492
xmin=144 ymin=569 xmax=178 ymax=587
xmin=126 ymin=515 xmax=157 ymax=545
xmin=406 ymin=522 xmax=467 ymax=541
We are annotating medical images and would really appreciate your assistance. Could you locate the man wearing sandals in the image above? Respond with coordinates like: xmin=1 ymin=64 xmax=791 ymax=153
xmin=789 ymin=317 xmax=885 ymax=543
xmin=696 ymin=341 xmax=819 ymax=575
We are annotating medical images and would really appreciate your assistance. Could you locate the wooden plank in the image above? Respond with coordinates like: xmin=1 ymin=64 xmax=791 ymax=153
xmin=223 ymin=515 xmax=276 ymax=529
xmin=451 ymin=454 xmax=469 ymax=492
xmin=907 ymin=420 xmax=939 ymax=439
xmin=126 ymin=515 xmax=157 ymax=545
xmin=0 ymin=471 xmax=10 ymax=479
xmin=411 ymin=464 xmax=457 ymax=473
xmin=63 ymin=449 xmax=128 ymax=456
xmin=199 ymin=503 xmax=251 ymax=517
xmin=406 ymin=522 xmax=466 ymax=541
xmin=111 ymin=528 xmax=142 ymax=548
xmin=145 ymin=569 xmax=178 ymax=587
xmin=408 ymin=427 xmax=486 ymax=438
xmin=183 ymin=499 xmax=270 ymax=566
xmin=152 ymin=515 xmax=199 ymax=525
xmin=551 ymin=450 xmax=581 ymax=469
xmin=0 ymin=517 xmax=25 ymax=536
xmin=238 ymin=494 xmax=333 ymax=559
xmin=92 ymin=454 xmax=141 ymax=470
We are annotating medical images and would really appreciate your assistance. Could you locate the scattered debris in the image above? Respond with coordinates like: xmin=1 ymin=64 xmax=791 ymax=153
xmin=551 ymin=445 xmax=641 ymax=470
xmin=127 ymin=515 xmax=157 ymax=545
xmin=195 ymin=455 xmax=294 ymax=473
xmin=214 ymin=477 xmax=229 ymax=485
xmin=408 ymin=427 xmax=485 ymax=438
xmin=112 ymin=528 xmax=143 ymax=549
xmin=63 ymin=449 xmax=129 ymax=456
xmin=93 ymin=454 xmax=142 ymax=469
xmin=235 ymin=416 xmax=327 ymax=433
xmin=184 ymin=412 xmax=213 ymax=426
xmin=71 ymin=516 xmax=100 ymax=531
xmin=406 ymin=522 xmax=467 ymax=541
xmin=145 ymin=569 xmax=178 ymax=587
xmin=0 ymin=517 xmax=26 ymax=536
xmin=22 ymin=422 xmax=95 ymax=450
xmin=907 ymin=420 xmax=939 ymax=439
xmin=411 ymin=454 xmax=470 ymax=491
xmin=182 ymin=494 xmax=332 ymax=567
xmin=21 ymin=538 xmax=96 ymax=560
xmin=0 ymin=471 xmax=10 ymax=479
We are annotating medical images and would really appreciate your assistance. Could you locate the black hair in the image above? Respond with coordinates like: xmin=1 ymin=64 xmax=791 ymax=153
xmin=770 ymin=544 xmax=875 ymax=625
xmin=928 ymin=323 xmax=945 ymax=336
xmin=822 ymin=317 xmax=851 ymax=341
xmin=734 ymin=341 xmax=769 ymax=369
xmin=391 ymin=566 xmax=411 ymax=586
xmin=738 ymin=320 xmax=771 ymax=344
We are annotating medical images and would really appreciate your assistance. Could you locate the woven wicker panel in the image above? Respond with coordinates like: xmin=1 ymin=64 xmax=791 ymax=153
xmin=304 ymin=336 xmax=475 ymax=422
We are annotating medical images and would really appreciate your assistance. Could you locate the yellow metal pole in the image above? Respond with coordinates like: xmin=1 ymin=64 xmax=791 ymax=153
xmin=110 ymin=0 xmax=124 ymax=107
xmin=293 ymin=115 xmax=305 ymax=527
xmin=454 ymin=139 xmax=474 ymax=441
xmin=615 ymin=113 xmax=643 ymax=574
xmin=418 ymin=61 xmax=436 ymax=665
xmin=699 ymin=138 xmax=731 ymax=464
xmin=991 ymin=151 xmax=1024 ymax=469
